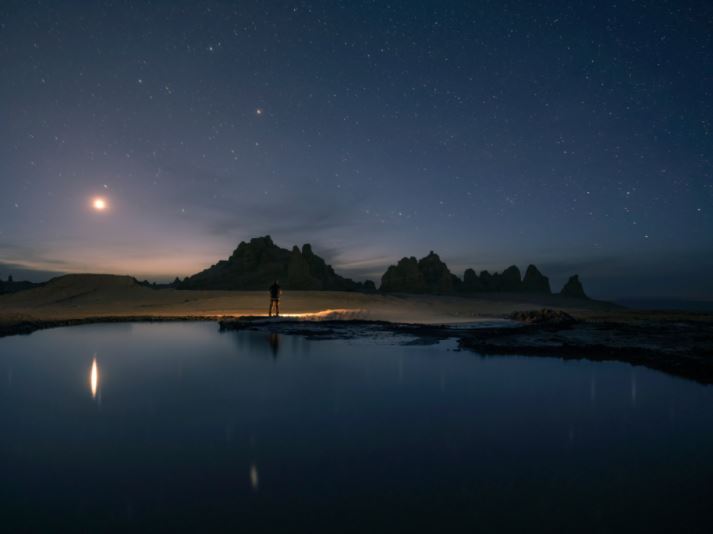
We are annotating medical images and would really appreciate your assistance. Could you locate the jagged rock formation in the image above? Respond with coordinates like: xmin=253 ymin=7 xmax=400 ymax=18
xmin=380 ymin=253 xmax=572 ymax=296
xmin=380 ymin=252 xmax=459 ymax=293
xmin=380 ymin=257 xmax=426 ymax=292
xmin=560 ymin=274 xmax=588 ymax=299
xmin=175 ymin=235 xmax=584 ymax=297
xmin=460 ymin=265 xmax=523 ymax=293
xmin=178 ymin=236 xmax=371 ymax=291
xmin=522 ymin=265 xmax=551 ymax=294
xmin=361 ymin=280 xmax=377 ymax=293
xmin=462 ymin=268 xmax=483 ymax=292
xmin=499 ymin=265 xmax=523 ymax=291
xmin=419 ymin=252 xmax=460 ymax=292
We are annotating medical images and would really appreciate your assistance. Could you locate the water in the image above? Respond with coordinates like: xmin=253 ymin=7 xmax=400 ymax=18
xmin=1 ymin=322 xmax=712 ymax=533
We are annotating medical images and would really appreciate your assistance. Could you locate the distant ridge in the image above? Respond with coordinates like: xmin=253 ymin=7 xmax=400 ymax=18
xmin=379 ymin=251 xmax=581 ymax=298
xmin=176 ymin=236 xmax=589 ymax=298
xmin=177 ymin=236 xmax=375 ymax=292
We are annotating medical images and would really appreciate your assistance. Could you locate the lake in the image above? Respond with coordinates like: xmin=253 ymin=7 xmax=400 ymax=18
xmin=1 ymin=322 xmax=712 ymax=532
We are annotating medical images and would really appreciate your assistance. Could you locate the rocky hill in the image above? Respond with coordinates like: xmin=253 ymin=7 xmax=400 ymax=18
xmin=380 ymin=252 xmax=460 ymax=293
xmin=560 ymin=275 xmax=588 ymax=299
xmin=380 ymin=253 xmax=585 ymax=298
xmin=178 ymin=236 xmax=375 ymax=291
xmin=174 ymin=235 xmax=588 ymax=298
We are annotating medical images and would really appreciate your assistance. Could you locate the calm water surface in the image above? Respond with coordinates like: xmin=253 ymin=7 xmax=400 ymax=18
xmin=1 ymin=322 xmax=712 ymax=532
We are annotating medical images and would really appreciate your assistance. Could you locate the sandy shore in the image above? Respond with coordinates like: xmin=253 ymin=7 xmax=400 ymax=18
xmin=0 ymin=273 xmax=632 ymax=328
xmin=2 ymin=274 xmax=712 ymax=383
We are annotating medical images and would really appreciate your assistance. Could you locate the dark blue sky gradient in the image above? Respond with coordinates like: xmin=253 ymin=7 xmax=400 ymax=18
xmin=1 ymin=1 xmax=711 ymax=298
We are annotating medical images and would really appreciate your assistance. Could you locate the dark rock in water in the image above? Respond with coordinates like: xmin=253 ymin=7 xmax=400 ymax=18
xmin=560 ymin=275 xmax=588 ymax=299
xmin=508 ymin=309 xmax=577 ymax=326
xmin=179 ymin=235 xmax=366 ymax=291
xmin=522 ymin=264 xmax=551 ymax=294
xmin=380 ymin=257 xmax=426 ymax=292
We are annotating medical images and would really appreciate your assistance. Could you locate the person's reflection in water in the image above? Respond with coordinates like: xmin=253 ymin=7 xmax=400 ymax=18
xmin=268 ymin=332 xmax=280 ymax=359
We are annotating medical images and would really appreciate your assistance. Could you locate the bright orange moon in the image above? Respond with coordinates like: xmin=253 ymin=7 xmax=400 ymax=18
xmin=92 ymin=198 xmax=107 ymax=211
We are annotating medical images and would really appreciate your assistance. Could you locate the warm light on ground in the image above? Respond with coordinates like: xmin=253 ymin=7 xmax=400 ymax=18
xmin=274 ymin=309 xmax=366 ymax=320
xmin=92 ymin=197 xmax=107 ymax=211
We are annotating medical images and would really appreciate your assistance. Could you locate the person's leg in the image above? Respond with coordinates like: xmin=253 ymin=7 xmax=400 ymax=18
xmin=268 ymin=300 xmax=273 ymax=317
xmin=275 ymin=300 xmax=280 ymax=317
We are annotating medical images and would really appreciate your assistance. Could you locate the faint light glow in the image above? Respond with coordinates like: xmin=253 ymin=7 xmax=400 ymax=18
xmin=92 ymin=197 xmax=107 ymax=211
xmin=250 ymin=464 xmax=259 ymax=491
xmin=256 ymin=108 xmax=263 ymax=116
xmin=277 ymin=308 xmax=366 ymax=320
xmin=90 ymin=357 xmax=99 ymax=399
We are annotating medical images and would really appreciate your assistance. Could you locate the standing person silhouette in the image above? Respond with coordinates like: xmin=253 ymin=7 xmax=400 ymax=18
xmin=268 ymin=280 xmax=281 ymax=317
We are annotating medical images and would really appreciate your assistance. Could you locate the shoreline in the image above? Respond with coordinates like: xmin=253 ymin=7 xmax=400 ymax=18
xmin=218 ymin=316 xmax=713 ymax=385
xmin=2 ymin=313 xmax=712 ymax=385
xmin=0 ymin=315 xmax=221 ymax=338
xmin=2 ymin=276 xmax=711 ymax=384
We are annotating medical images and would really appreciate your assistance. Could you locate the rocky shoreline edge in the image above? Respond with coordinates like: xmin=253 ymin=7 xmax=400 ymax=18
xmin=218 ymin=311 xmax=713 ymax=385
xmin=1 ymin=310 xmax=712 ymax=385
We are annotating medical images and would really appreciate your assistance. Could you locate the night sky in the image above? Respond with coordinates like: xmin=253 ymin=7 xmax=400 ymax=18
xmin=1 ymin=1 xmax=711 ymax=299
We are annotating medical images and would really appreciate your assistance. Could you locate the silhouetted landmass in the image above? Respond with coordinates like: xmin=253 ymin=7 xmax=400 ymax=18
xmin=174 ymin=235 xmax=588 ymax=297
xmin=0 ymin=275 xmax=42 ymax=295
xmin=380 ymin=252 xmax=460 ymax=293
xmin=522 ymin=264 xmax=551 ymax=294
xmin=560 ymin=275 xmax=588 ymax=299
xmin=178 ymin=236 xmax=374 ymax=291
xmin=379 ymin=253 xmax=575 ymax=297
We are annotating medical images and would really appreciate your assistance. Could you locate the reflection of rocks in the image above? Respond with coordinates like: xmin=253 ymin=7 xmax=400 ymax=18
xmin=220 ymin=316 xmax=713 ymax=385
xmin=560 ymin=275 xmax=588 ymax=299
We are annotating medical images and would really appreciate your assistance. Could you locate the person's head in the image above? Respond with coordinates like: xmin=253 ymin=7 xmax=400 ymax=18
xmin=274 ymin=280 xmax=279 ymax=285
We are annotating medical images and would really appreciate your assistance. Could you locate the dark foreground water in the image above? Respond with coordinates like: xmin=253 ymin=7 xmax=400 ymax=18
xmin=1 ymin=322 xmax=712 ymax=533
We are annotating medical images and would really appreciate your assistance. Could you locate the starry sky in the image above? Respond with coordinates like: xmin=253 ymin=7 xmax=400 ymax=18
xmin=1 ymin=0 xmax=711 ymax=299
